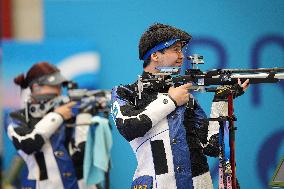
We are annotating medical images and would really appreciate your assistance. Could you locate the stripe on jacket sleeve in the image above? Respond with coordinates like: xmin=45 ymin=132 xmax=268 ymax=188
xmin=111 ymin=88 xmax=175 ymax=141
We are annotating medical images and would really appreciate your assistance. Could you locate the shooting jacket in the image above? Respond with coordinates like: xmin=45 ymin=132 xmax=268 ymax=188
xmin=111 ymin=72 xmax=227 ymax=189
xmin=7 ymin=110 xmax=79 ymax=189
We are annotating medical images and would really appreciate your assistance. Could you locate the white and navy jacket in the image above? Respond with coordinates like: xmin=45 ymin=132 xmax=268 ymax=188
xmin=111 ymin=72 xmax=227 ymax=189
xmin=7 ymin=110 xmax=79 ymax=189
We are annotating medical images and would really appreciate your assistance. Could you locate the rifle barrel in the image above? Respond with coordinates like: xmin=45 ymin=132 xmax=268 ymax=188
xmin=173 ymin=73 xmax=284 ymax=86
xmin=230 ymin=73 xmax=284 ymax=79
xmin=220 ymin=68 xmax=284 ymax=73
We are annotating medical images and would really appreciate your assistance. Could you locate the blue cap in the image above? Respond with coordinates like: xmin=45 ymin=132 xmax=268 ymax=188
xmin=142 ymin=38 xmax=180 ymax=60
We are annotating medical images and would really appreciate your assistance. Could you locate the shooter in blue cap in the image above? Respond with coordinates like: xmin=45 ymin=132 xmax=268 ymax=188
xmin=111 ymin=23 xmax=248 ymax=189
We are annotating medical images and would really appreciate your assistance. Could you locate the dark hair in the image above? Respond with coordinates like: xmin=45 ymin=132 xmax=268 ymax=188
xmin=14 ymin=62 xmax=60 ymax=89
xmin=143 ymin=58 xmax=151 ymax=68
xmin=139 ymin=23 xmax=192 ymax=60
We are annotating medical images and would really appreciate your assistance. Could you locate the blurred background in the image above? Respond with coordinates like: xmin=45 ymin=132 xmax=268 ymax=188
xmin=1 ymin=0 xmax=283 ymax=188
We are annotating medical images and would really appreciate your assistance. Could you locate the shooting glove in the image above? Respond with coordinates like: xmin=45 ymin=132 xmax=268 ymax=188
xmin=213 ymin=84 xmax=245 ymax=101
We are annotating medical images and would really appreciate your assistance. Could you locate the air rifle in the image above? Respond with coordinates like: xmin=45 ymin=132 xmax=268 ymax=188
xmin=136 ymin=54 xmax=284 ymax=99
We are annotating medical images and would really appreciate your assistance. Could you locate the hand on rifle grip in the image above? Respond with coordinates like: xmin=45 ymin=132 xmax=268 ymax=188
xmin=54 ymin=101 xmax=76 ymax=120
xmin=168 ymin=83 xmax=192 ymax=106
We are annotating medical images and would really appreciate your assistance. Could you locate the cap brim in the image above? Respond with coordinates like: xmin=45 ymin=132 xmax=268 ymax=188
xmin=142 ymin=38 xmax=181 ymax=60
xmin=39 ymin=72 xmax=68 ymax=86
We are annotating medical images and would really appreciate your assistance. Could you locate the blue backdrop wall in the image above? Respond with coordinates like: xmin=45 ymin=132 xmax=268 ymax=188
xmin=3 ymin=0 xmax=284 ymax=188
